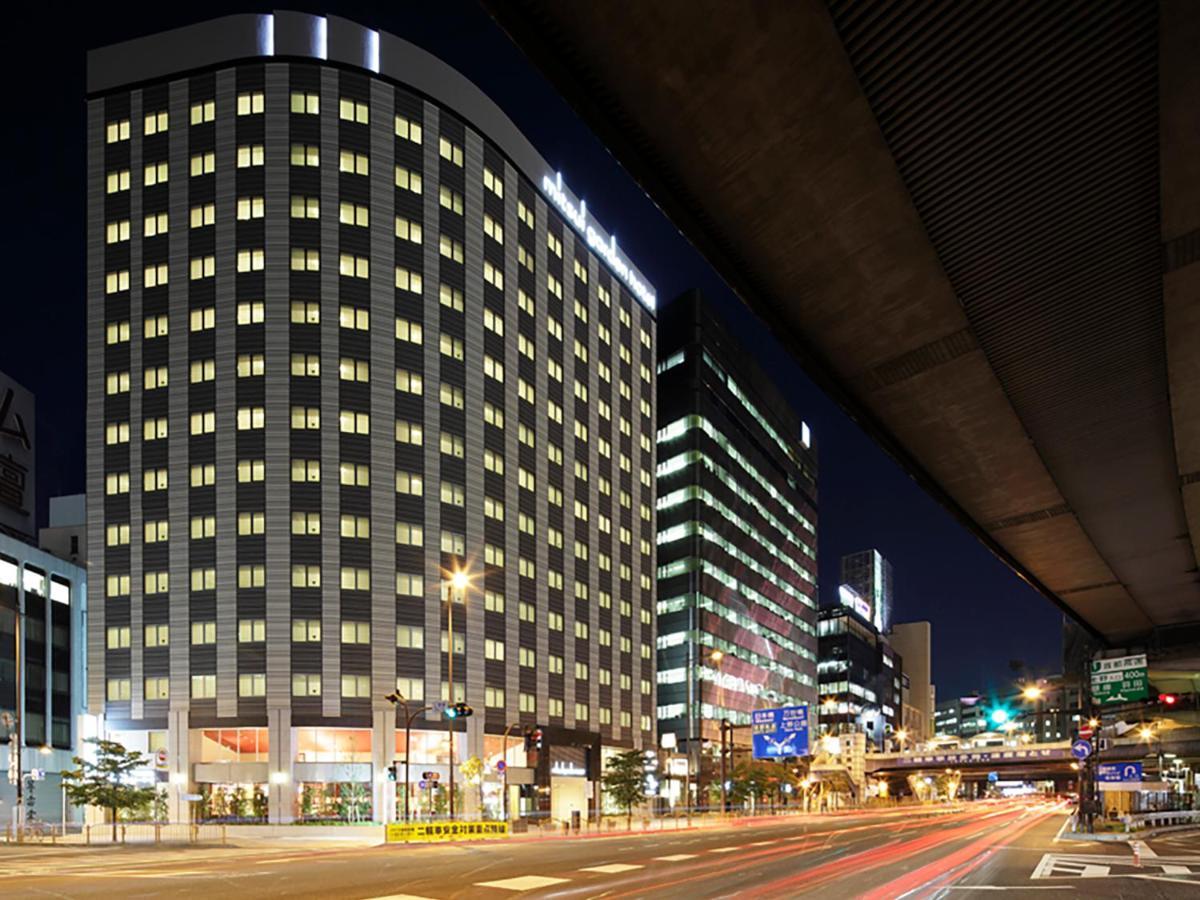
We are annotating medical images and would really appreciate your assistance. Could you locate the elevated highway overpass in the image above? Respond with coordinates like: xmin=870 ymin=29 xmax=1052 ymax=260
xmin=487 ymin=0 xmax=1200 ymax=646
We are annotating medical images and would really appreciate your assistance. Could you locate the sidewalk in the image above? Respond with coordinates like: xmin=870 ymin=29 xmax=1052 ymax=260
xmin=4 ymin=804 xmax=969 ymax=851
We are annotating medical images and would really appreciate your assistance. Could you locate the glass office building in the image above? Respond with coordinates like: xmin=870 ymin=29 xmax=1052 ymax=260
xmin=86 ymin=12 xmax=658 ymax=824
xmin=655 ymin=291 xmax=818 ymax=772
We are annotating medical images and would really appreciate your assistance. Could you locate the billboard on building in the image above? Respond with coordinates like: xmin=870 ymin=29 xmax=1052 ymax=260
xmin=0 ymin=372 xmax=34 ymax=537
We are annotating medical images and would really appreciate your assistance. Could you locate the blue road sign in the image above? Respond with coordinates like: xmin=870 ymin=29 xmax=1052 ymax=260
xmin=751 ymin=705 xmax=810 ymax=760
xmin=1070 ymin=739 xmax=1092 ymax=760
xmin=1096 ymin=762 xmax=1142 ymax=783
xmin=987 ymin=771 xmax=999 ymax=783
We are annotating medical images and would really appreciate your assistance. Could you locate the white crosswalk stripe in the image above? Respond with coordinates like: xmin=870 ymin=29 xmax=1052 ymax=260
xmin=655 ymin=853 xmax=698 ymax=861
xmin=709 ymin=846 xmax=739 ymax=853
xmin=475 ymin=875 xmax=572 ymax=891
xmin=579 ymin=863 xmax=643 ymax=874
xmin=1032 ymin=851 xmax=1200 ymax=881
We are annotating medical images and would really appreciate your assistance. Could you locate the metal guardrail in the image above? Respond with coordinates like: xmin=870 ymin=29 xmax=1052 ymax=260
xmin=81 ymin=822 xmax=228 ymax=845
xmin=3 ymin=822 xmax=84 ymax=844
xmin=1124 ymin=809 xmax=1200 ymax=832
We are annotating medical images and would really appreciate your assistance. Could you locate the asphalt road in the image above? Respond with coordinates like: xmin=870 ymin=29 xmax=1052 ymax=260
xmin=2 ymin=800 xmax=1198 ymax=898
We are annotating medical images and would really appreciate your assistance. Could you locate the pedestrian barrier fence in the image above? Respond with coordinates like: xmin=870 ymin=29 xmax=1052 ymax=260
xmin=83 ymin=822 xmax=228 ymax=844
xmin=1123 ymin=809 xmax=1200 ymax=833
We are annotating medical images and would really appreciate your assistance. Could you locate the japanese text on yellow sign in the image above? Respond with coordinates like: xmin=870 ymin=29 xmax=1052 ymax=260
xmin=384 ymin=821 xmax=510 ymax=843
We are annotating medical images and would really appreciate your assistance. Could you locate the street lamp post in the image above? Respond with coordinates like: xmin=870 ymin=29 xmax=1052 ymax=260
xmin=446 ymin=569 xmax=469 ymax=821
xmin=1022 ymin=685 xmax=1044 ymax=744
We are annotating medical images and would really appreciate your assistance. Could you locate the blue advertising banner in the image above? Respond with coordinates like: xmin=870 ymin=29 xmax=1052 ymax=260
xmin=751 ymin=705 xmax=810 ymax=759
xmin=1096 ymin=762 xmax=1143 ymax=783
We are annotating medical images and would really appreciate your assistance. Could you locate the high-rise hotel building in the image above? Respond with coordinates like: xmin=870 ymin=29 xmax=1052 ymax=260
xmin=655 ymin=292 xmax=817 ymax=764
xmin=87 ymin=12 xmax=657 ymax=824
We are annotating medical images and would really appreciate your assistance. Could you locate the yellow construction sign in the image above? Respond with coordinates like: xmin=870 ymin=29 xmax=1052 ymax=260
xmin=384 ymin=821 xmax=510 ymax=843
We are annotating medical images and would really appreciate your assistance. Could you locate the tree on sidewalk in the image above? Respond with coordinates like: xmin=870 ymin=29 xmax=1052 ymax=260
xmin=602 ymin=749 xmax=647 ymax=830
xmin=62 ymin=738 xmax=156 ymax=842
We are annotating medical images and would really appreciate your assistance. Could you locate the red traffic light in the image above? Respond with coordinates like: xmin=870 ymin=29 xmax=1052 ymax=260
xmin=1158 ymin=693 xmax=1178 ymax=706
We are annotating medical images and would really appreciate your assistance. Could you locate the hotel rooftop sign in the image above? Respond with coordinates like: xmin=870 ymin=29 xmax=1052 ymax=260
xmin=542 ymin=172 xmax=657 ymax=311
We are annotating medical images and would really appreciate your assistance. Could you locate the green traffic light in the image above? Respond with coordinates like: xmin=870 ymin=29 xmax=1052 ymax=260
xmin=990 ymin=709 xmax=1009 ymax=725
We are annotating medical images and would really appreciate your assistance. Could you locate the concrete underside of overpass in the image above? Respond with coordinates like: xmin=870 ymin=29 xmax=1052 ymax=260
xmin=486 ymin=0 xmax=1200 ymax=646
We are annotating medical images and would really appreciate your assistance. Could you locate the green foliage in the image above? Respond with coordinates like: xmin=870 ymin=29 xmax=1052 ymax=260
xmin=338 ymin=782 xmax=370 ymax=823
xmin=251 ymin=785 xmax=268 ymax=821
xmin=729 ymin=759 xmax=797 ymax=808
xmin=459 ymin=755 xmax=484 ymax=783
xmin=602 ymin=750 xmax=647 ymax=826
xmin=152 ymin=789 xmax=169 ymax=822
xmin=62 ymin=738 xmax=156 ymax=840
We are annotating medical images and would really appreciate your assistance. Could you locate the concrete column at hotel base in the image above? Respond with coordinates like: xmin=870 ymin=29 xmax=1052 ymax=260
xmin=267 ymin=705 xmax=294 ymax=824
xmin=167 ymin=705 xmax=192 ymax=823
xmin=372 ymin=705 xmax=397 ymax=823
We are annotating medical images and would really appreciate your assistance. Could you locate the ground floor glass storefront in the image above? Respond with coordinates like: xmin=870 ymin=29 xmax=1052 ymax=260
xmin=103 ymin=721 xmax=619 ymax=824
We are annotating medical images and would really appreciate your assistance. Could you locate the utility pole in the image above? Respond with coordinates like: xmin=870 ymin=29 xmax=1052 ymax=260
xmin=6 ymin=586 xmax=25 ymax=841
xmin=720 ymin=719 xmax=729 ymax=815
xmin=448 ymin=585 xmax=455 ymax=820
xmin=500 ymin=722 xmax=517 ymax=822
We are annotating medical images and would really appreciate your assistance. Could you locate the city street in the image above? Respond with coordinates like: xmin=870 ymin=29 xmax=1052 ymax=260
xmin=2 ymin=800 xmax=1198 ymax=898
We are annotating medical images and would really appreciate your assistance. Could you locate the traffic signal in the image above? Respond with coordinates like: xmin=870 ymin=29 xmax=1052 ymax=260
xmin=386 ymin=765 xmax=397 ymax=782
xmin=1158 ymin=693 xmax=1179 ymax=707
xmin=529 ymin=727 xmax=544 ymax=751
xmin=444 ymin=702 xmax=474 ymax=719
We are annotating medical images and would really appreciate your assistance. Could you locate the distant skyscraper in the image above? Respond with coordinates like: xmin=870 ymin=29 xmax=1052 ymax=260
xmin=655 ymin=290 xmax=818 ymax=766
xmin=889 ymin=621 xmax=933 ymax=741
xmin=816 ymin=601 xmax=901 ymax=750
xmin=841 ymin=549 xmax=893 ymax=635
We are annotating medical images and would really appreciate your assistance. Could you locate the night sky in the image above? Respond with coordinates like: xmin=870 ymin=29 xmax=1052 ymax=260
xmin=4 ymin=3 xmax=1063 ymax=700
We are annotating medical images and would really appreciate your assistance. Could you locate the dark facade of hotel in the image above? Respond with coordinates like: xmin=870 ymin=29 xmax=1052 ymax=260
xmin=655 ymin=291 xmax=818 ymax=755
xmin=87 ymin=13 xmax=658 ymax=824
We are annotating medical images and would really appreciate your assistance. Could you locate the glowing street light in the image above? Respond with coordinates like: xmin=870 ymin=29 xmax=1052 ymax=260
xmin=1021 ymin=686 xmax=1043 ymax=701
xmin=444 ymin=566 xmax=474 ymax=820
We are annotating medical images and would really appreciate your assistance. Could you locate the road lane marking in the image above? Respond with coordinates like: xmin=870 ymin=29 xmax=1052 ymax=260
xmin=655 ymin=853 xmax=698 ymax=861
xmin=580 ymin=864 xmax=643 ymax=874
xmin=1051 ymin=815 xmax=1073 ymax=843
xmin=708 ymin=847 xmax=738 ymax=853
xmin=475 ymin=875 xmax=571 ymax=891
xmin=363 ymin=895 xmax=439 ymax=900
xmin=1130 ymin=840 xmax=1156 ymax=858
xmin=748 ymin=840 xmax=776 ymax=846
xmin=1160 ymin=864 xmax=1192 ymax=875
